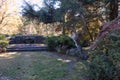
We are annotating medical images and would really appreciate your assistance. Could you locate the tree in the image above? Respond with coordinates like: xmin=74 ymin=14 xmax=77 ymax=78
xmin=22 ymin=0 xmax=61 ymax=35
xmin=109 ymin=0 xmax=118 ymax=20
xmin=21 ymin=0 xmax=119 ymax=58
xmin=0 ymin=0 xmax=9 ymax=27
xmin=118 ymin=0 xmax=120 ymax=16
xmin=0 ymin=0 xmax=22 ymax=34
xmin=22 ymin=0 xmax=58 ymax=23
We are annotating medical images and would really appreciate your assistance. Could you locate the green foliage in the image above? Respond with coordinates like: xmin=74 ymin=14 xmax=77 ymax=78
xmin=0 ymin=40 xmax=8 ymax=48
xmin=22 ymin=0 xmax=58 ymax=23
xmin=46 ymin=36 xmax=58 ymax=50
xmin=46 ymin=35 xmax=75 ymax=51
xmin=88 ymin=29 xmax=120 ymax=80
xmin=0 ymin=34 xmax=8 ymax=52
xmin=0 ymin=34 xmax=6 ymax=40
xmin=58 ymin=35 xmax=75 ymax=48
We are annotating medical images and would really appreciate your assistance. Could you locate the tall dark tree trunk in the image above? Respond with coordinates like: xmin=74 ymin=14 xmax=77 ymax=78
xmin=110 ymin=0 xmax=118 ymax=20
xmin=62 ymin=24 xmax=66 ymax=35
xmin=118 ymin=0 xmax=120 ymax=16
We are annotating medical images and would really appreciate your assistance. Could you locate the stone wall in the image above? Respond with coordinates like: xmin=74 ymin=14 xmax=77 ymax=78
xmin=9 ymin=35 xmax=46 ymax=44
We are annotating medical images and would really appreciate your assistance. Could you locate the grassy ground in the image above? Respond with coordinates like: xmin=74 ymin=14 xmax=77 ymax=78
xmin=0 ymin=51 xmax=88 ymax=80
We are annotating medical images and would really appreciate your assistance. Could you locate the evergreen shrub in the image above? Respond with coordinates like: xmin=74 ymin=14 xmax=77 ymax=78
xmin=88 ymin=29 xmax=120 ymax=80
xmin=0 ymin=34 xmax=8 ymax=52
xmin=46 ymin=35 xmax=75 ymax=52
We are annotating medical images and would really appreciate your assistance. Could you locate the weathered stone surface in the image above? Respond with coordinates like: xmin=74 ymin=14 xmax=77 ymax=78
xmin=66 ymin=48 xmax=88 ymax=60
xmin=9 ymin=35 xmax=46 ymax=44
xmin=7 ymin=44 xmax=48 ymax=51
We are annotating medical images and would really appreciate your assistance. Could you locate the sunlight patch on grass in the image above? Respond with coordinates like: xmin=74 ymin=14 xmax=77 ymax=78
xmin=0 ymin=52 xmax=20 ymax=59
xmin=57 ymin=58 xmax=71 ymax=63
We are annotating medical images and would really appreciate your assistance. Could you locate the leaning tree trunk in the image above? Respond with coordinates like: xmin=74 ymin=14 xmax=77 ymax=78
xmin=71 ymin=27 xmax=83 ymax=58
xmin=80 ymin=14 xmax=94 ymax=41
xmin=61 ymin=22 xmax=66 ymax=35
xmin=70 ymin=14 xmax=88 ymax=59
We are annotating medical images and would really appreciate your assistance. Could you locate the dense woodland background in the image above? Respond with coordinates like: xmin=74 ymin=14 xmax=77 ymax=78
xmin=0 ymin=0 xmax=119 ymax=36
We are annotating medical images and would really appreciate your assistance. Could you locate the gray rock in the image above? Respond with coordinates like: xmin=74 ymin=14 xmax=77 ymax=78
xmin=66 ymin=48 xmax=88 ymax=60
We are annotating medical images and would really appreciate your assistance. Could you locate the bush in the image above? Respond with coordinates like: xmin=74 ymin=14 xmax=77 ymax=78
xmin=88 ymin=29 xmax=120 ymax=80
xmin=81 ymin=40 xmax=90 ymax=47
xmin=0 ymin=40 xmax=8 ymax=48
xmin=0 ymin=34 xmax=6 ymax=40
xmin=46 ymin=36 xmax=58 ymax=50
xmin=57 ymin=35 xmax=75 ymax=48
xmin=46 ymin=35 xmax=75 ymax=52
xmin=0 ymin=34 xmax=8 ymax=52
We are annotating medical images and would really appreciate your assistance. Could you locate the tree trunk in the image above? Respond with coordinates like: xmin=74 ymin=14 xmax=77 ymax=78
xmin=110 ymin=0 xmax=118 ymax=20
xmin=71 ymin=28 xmax=83 ymax=58
xmin=61 ymin=22 xmax=66 ymax=35
xmin=118 ymin=0 xmax=120 ymax=16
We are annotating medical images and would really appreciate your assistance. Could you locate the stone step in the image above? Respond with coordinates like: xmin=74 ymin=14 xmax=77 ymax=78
xmin=6 ymin=44 xmax=48 ymax=52
xmin=7 ymin=47 xmax=48 ymax=52
xmin=7 ymin=46 xmax=47 ymax=49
